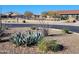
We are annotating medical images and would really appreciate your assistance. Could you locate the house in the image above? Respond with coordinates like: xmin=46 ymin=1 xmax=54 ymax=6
xmin=57 ymin=10 xmax=79 ymax=20
xmin=1 ymin=10 xmax=79 ymax=23
xmin=27 ymin=10 xmax=79 ymax=21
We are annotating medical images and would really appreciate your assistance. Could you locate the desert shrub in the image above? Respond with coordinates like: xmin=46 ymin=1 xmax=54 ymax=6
xmin=38 ymin=39 xmax=48 ymax=53
xmin=0 ymin=26 xmax=2 ymax=30
xmin=50 ymin=44 xmax=64 ymax=52
xmin=63 ymin=29 xmax=72 ymax=34
xmin=10 ymin=31 xmax=43 ymax=47
xmin=31 ymin=26 xmax=37 ymax=30
xmin=4 ymin=26 xmax=8 ymax=30
xmin=73 ymin=20 xmax=76 ymax=23
xmin=0 ymin=25 xmax=8 ymax=30
xmin=23 ymin=20 xmax=26 ymax=23
xmin=61 ymin=15 xmax=69 ymax=20
xmin=66 ymin=20 xmax=76 ymax=23
xmin=38 ymin=39 xmax=64 ymax=53
xmin=42 ymin=29 xmax=49 ymax=36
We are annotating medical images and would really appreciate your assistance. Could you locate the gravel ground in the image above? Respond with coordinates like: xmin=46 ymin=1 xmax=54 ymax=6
xmin=0 ymin=28 xmax=79 ymax=54
xmin=45 ymin=33 xmax=79 ymax=54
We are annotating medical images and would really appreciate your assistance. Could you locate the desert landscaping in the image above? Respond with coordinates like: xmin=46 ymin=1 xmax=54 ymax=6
xmin=0 ymin=26 xmax=79 ymax=54
xmin=0 ymin=6 xmax=79 ymax=54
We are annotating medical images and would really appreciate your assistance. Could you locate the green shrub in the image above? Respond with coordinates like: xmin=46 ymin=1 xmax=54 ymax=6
xmin=50 ymin=44 xmax=64 ymax=52
xmin=23 ymin=20 xmax=26 ymax=23
xmin=0 ymin=25 xmax=8 ymax=30
xmin=31 ymin=26 xmax=37 ymax=30
xmin=38 ymin=39 xmax=57 ymax=53
xmin=73 ymin=20 xmax=76 ymax=23
xmin=63 ymin=29 xmax=72 ymax=34
xmin=38 ymin=39 xmax=64 ymax=53
xmin=38 ymin=39 xmax=48 ymax=53
xmin=10 ymin=31 xmax=43 ymax=47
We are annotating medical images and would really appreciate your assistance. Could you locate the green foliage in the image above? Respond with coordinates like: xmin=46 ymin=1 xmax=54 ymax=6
xmin=50 ymin=44 xmax=64 ymax=52
xmin=23 ymin=20 xmax=26 ymax=23
xmin=63 ymin=29 xmax=72 ymax=34
xmin=26 ymin=31 xmax=43 ymax=46
xmin=38 ymin=39 xmax=48 ymax=53
xmin=10 ymin=32 xmax=25 ymax=46
xmin=10 ymin=31 xmax=43 ymax=47
xmin=41 ymin=12 xmax=48 ymax=17
xmin=24 ymin=11 xmax=33 ymax=17
xmin=31 ymin=26 xmax=37 ymax=30
xmin=38 ymin=39 xmax=64 ymax=53
xmin=38 ymin=39 xmax=58 ymax=53
xmin=0 ymin=25 xmax=8 ymax=30
xmin=61 ymin=15 xmax=69 ymax=20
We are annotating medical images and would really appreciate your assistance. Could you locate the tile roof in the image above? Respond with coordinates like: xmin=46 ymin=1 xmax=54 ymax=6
xmin=49 ymin=10 xmax=79 ymax=14
xmin=57 ymin=10 xmax=79 ymax=15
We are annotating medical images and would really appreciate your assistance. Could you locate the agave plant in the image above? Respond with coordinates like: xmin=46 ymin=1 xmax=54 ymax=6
xmin=10 ymin=32 xmax=25 ymax=46
xmin=10 ymin=31 xmax=43 ymax=46
xmin=27 ymin=31 xmax=43 ymax=46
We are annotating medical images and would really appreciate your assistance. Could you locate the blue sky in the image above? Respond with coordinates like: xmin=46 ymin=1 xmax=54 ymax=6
xmin=0 ymin=5 xmax=79 ymax=14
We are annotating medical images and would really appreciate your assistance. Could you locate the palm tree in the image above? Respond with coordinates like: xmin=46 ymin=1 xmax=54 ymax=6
xmin=24 ymin=11 xmax=33 ymax=19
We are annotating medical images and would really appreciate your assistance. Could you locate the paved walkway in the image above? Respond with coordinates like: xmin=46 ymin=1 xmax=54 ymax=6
xmin=3 ymin=20 xmax=79 ymax=26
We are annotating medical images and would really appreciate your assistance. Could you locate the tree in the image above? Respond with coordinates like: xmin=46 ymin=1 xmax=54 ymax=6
xmin=8 ymin=12 xmax=20 ymax=23
xmin=47 ymin=11 xmax=60 ymax=17
xmin=61 ymin=15 xmax=69 ymax=20
xmin=8 ymin=12 xmax=14 ymax=18
xmin=41 ymin=12 xmax=48 ymax=17
xmin=24 ymin=11 xmax=33 ymax=19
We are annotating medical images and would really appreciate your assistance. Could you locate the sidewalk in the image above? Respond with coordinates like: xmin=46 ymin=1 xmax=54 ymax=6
xmin=3 ymin=20 xmax=79 ymax=26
